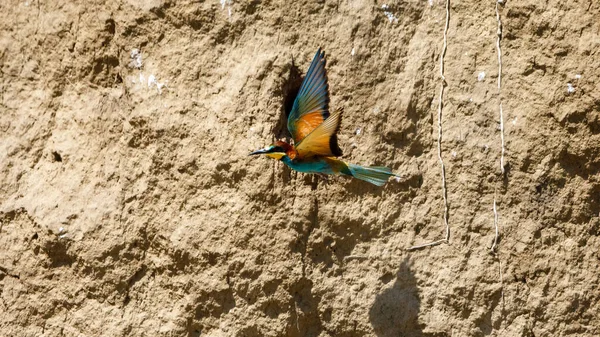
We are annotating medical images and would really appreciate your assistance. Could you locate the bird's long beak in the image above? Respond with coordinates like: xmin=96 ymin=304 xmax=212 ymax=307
xmin=249 ymin=149 xmax=268 ymax=156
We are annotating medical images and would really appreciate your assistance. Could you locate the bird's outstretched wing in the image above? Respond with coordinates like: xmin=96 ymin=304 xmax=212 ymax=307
xmin=287 ymin=48 xmax=330 ymax=144
xmin=295 ymin=108 xmax=343 ymax=159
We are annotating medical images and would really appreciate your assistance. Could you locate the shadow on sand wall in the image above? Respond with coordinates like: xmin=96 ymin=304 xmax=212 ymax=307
xmin=369 ymin=258 xmax=423 ymax=337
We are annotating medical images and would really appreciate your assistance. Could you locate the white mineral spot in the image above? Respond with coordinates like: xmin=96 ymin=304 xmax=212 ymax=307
xmin=148 ymin=74 xmax=166 ymax=94
xmin=575 ymin=74 xmax=581 ymax=79
xmin=355 ymin=128 xmax=362 ymax=135
xmin=220 ymin=0 xmax=233 ymax=14
xmin=428 ymin=0 xmax=434 ymax=6
xmin=59 ymin=227 xmax=65 ymax=233
xmin=395 ymin=176 xmax=401 ymax=183
xmin=130 ymin=49 xmax=142 ymax=69
xmin=351 ymin=47 xmax=355 ymax=56
xmin=512 ymin=117 xmax=517 ymax=125
xmin=381 ymin=4 xmax=398 ymax=23
xmin=567 ymin=83 xmax=575 ymax=93
xmin=478 ymin=71 xmax=486 ymax=82
xmin=384 ymin=11 xmax=398 ymax=23
xmin=451 ymin=150 xmax=457 ymax=158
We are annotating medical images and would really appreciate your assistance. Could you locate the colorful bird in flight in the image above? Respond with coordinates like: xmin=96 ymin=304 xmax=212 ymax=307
xmin=250 ymin=48 xmax=399 ymax=186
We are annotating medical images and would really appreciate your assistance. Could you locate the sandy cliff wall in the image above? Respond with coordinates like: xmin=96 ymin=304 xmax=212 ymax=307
xmin=1 ymin=0 xmax=600 ymax=336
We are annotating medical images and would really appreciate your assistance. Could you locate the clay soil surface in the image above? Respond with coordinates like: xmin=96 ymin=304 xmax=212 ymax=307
xmin=1 ymin=0 xmax=600 ymax=336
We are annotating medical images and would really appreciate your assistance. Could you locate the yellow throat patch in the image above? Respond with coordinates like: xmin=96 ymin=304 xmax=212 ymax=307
xmin=266 ymin=152 xmax=285 ymax=160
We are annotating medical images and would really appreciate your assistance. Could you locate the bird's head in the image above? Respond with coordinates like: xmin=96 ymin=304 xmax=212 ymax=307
xmin=249 ymin=141 xmax=289 ymax=160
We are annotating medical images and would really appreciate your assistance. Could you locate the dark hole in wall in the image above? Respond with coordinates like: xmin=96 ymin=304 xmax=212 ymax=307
xmin=273 ymin=58 xmax=303 ymax=141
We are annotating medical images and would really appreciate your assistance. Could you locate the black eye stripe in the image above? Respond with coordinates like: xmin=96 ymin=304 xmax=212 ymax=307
xmin=268 ymin=146 xmax=285 ymax=153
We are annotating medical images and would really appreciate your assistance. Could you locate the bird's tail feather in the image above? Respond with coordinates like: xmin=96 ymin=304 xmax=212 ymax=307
xmin=347 ymin=164 xmax=398 ymax=186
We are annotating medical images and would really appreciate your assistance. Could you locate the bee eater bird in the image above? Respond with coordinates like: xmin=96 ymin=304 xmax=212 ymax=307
xmin=249 ymin=48 xmax=400 ymax=186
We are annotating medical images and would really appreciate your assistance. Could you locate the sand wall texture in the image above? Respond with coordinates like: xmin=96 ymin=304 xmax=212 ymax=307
xmin=1 ymin=0 xmax=600 ymax=336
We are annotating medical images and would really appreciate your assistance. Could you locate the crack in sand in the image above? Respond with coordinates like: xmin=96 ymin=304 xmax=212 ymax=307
xmin=409 ymin=0 xmax=451 ymax=250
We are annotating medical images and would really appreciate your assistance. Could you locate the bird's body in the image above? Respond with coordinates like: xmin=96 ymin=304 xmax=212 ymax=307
xmin=250 ymin=48 xmax=399 ymax=186
xmin=283 ymin=156 xmax=338 ymax=175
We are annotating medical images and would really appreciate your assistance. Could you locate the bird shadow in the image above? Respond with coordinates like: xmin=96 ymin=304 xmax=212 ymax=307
xmin=369 ymin=258 xmax=424 ymax=337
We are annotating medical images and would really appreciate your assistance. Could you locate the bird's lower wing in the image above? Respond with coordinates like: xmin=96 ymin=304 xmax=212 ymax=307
xmin=295 ymin=108 xmax=343 ymax=158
